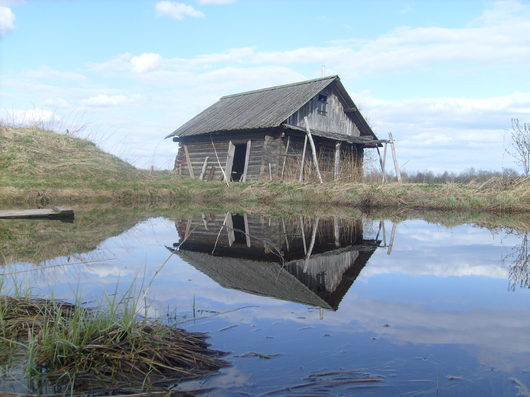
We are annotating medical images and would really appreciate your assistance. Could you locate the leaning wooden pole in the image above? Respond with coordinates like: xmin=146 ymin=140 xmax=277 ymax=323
xmin=303 ymin=117 xmax=323 ymax=184
xmin=210 ymin=135 xmax=229 ymax=186
xmin=388 ymin=132 xmax=402 ymax=183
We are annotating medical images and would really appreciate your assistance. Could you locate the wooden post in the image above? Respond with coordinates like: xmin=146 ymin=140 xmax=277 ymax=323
xmin=333 ymin=216 xmax=340 ymax=247
xmin=225 ymin=141 xmax=235 ymax=181
xmin=183 ymin=145 xmax=195 ymax=179
xmin=304 ymin=217 xmax=320 ymax=272
xmin=334 ymin=142 xmax=341 ymax=181
xmin=389 ymin=132 xmax=402 ymax=183
xmin=243 ymin=214 xmax=251 ymax=248
xmin=281 ymin=219 xmax=290 ymax=252
xmin=303 ymin=117 xmax=323 ymax=184
xmin=382 ymin=142 xmax=388 ymax=183
xmin=241 ymin=140 xmax=252 ymax=182
xmin=226 ymin=212 xmax=235 ymax=247
xmin=268 ymin=163 xmax=272 ymax=179
xmin=199 ymin=156 xmax=209 ymax=180
xmin=299 ymin=135 xmax=308 ymax=182
xmin=201 ymin=213 xmax=208 ymax=230
xmin=299 ymin=215 xmax=307 ymax=254
xmin=281 ymin=136 xmax=290 ymax=179
xmin=387 ymin=222 xmax=397 ymax=255
xmin=210 ymin=135 xmax=229 ymax=186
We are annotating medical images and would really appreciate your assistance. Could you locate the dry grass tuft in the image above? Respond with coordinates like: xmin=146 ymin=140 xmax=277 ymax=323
xmin=0 ymin=294 xmax=228 ymax=392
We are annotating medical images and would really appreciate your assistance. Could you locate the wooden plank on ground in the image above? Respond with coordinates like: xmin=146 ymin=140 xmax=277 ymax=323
xmin=0 ymin=207 xmax=74 ymax=220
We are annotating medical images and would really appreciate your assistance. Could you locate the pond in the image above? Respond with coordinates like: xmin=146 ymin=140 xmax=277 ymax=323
xmin=0 ymin=207 xmax=529 ymax=396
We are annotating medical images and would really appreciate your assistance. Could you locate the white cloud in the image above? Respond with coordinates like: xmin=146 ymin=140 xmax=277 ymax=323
xmin=0 ymin=6 xmax=15 ymax=35
xmin=155 ymin=1 xmax=204 ymax=20
xmin=0 ymin=108 xmax=61 ymax=125
xmin=43 ymin=97 xmax=69 ymax=108
xmin=25 ymin=66 xmax=87 ymax=81
xmin=130 ymin=53 xmax=163 ymax=73
xmin=80 ymin=94 xmax=134 ymax=107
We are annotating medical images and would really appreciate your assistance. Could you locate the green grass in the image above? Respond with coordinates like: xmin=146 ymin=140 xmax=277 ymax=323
xmin=1 ymin=125 xmax=529 ymax=212
xmin=0 ymin=279 xmax=227 ymax=393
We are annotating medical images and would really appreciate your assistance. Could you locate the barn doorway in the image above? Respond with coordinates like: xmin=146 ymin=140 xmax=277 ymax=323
xmin=231 ymin=143 xmax=248 ymax=181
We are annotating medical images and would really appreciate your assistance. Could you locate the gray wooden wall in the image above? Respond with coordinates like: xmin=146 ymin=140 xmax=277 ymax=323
xmin=284 ymin=84 xmax=361 ymax=137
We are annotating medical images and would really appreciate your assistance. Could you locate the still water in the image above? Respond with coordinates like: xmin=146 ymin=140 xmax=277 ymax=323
xmin=1 ymin=209 xmax=529 ymax=396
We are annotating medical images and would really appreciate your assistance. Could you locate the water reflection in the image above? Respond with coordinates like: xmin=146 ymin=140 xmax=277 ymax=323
xmin=170 ymin=214 xmax=380 ymax=310
xmin=506 ymin=231 xmax=529 ymax=289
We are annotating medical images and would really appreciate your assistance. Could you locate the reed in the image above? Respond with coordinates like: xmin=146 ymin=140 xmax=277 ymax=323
xmin=0 ymin=281 xmax=227 ymax=393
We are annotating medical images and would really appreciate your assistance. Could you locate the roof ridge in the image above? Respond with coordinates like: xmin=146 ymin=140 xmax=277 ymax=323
xmin=221 ymin=75 xmax=339 ymax=99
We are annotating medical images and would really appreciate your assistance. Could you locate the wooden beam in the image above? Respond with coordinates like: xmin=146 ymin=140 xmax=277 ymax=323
xmin=183 ymin=145 xmax=195 ymax=179
xmin=243 ymin=214 xmax=251 ymax=248
xmin=199 ymin=156 xmax=209 ymax=180
xmin=299 ymin=134 xmax=308 ymax=182
xmin=225 ymin=141 xmax=235 ymax=181
xmin=303 ymin=117 xmax=323 ymax=184
xmin=226 ymin=212 xmax=235 ymax=247
xmin=333 ymin=216 xmax=340 ymax=247
xmin=0 ymin=207 xmax=74 ymax=220
xmin=389 ymin=132 xmax=402 ymax=183
xmin=280 ymin=136 xmax=290 ymax=180
xmin=241 ymin=140 xmax=252 ymax=182
xmin=382 ymin=142 xmax=388 ymax=183
xmin=387 ymin=223 xmax=397 ymax=255
xmin=268 ymin=163 xmax=272 ymax=180
xmin=299 ymin=215 xmax=307 ymax=255
xmin=304 ymin=217 xmax=320 ymax=272
xmin=210 ymin=135 xmax=229 ymax=186
xmin=334 ymin=142 xmax=341 ymax=181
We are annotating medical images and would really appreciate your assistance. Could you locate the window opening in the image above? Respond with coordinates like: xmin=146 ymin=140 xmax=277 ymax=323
xmin=231 ymin=214 xmax=247 ymax=244
xmin=317 ymin=94 xmax=328 ymax=115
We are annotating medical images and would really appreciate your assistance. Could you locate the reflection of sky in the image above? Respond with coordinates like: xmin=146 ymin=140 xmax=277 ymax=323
xmin=1 ymin=215 xmax=529 ymax=396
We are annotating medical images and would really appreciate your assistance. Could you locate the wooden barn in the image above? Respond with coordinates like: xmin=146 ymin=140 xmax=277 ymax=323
xmin=167 ymin=75 xmax=381 ymax=182
xmin=169 ymin=214 xmax=380 ymax=310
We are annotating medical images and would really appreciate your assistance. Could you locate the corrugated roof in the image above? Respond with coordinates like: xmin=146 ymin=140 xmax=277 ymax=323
xmin=167 ymin=76 xmax=340 ymax=138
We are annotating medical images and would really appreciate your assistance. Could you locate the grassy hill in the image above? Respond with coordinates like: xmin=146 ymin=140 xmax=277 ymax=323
xmin=1 ymin=126 xmax=140 ymax=188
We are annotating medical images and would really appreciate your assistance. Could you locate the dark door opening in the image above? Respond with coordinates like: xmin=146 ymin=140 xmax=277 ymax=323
xmin=231 ymin=214 xmax=246 ymax=244
xmin=231 ymin=144 xmax=247 ymax=181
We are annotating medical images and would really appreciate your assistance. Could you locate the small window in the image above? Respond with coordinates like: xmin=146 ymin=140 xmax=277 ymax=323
xmin=317 ymin=94 xmax=328 ymax=115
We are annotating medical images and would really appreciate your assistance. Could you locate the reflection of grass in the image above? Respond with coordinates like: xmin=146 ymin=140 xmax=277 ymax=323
xmin=0 ymin=282 xmax=227 ymax=393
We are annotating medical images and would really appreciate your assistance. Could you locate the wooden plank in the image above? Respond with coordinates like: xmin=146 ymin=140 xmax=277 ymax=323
xmin=304 ymin=217 xmax=320 ymax=272
xmin=268 ymin=163 xmax=272 ymax=179
xmin=299 ymin=216 xmax=307 ymax=255
xmin=303 ymin=117 xmax=323 ymax=184
xmin=210 ymin=135 xmax=229 ymax=185
xmin=0 ymin=207 xmax=74 ymax=220
xmin=389 ymin=132 xmax=402 ymax=183
xmin=225 ymin=141 xmax=235 ymax=181
xmin=333 ymin=216 xmax=340 ymax=247
xmin=199 ymin=156 xmax=209 ymax=180
xmin=382 ymin=142 xmax=388 ymax=183
xmin=280 ymin=136 xmax=290 ymax=180
xmin=226 ymin=212 xmax=235 ymax=247
xmin=207 ymin=166 xmax=216 ymax=181
xmin=243 ymin=214 xmax=251 ymax=248
xmin=242 ymin=140 xmax=252 ymax=182
xmin=183 ymin=145 xmax=195 ymax=179
xmin=334 ymin=142 xmax=341 ymax=181
xmin=299 ymin=134 xmax=308 ymax=182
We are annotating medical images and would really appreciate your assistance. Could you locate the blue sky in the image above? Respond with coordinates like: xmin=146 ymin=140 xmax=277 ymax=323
xmin=1 ymin=0 xmax=529 ymax=173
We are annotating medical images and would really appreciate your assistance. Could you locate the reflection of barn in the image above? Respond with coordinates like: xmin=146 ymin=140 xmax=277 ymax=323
xmin=172 ymin=214 xmax=379 ymax=310
xmin=167 ymin=76 xmax=381 ymax=182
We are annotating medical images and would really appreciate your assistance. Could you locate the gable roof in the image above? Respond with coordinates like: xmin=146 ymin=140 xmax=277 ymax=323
xmin=166 ymin=76 xmax=377 ymax=141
